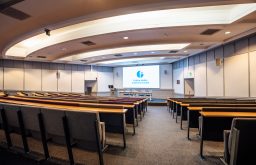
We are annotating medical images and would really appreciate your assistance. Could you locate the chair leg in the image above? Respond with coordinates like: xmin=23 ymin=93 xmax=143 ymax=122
xmin=1 ymin=109 xmax=12 ymax=148
xmin=62 ymin=116 xmax=74 ymax=165
xmin=95 ymin=121 xmax=104 ymax=165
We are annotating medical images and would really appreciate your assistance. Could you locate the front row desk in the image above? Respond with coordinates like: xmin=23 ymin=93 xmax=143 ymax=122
xmin=0 ymin=94 xmax=148 ymax=165
xmin=167 ymin=98 xmax=256 ymax=164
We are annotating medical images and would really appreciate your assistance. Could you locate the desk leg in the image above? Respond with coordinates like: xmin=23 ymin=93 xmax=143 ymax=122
xmin=133 ymin=108 xmax=136 ymax=135
xmin=187 ymin=110 xmax=190 ymax=140
xmin=200 ymin=116 xmax=204 ymax=159
xmin=122 ymin=114 xmax=126 ymax=149
xmin=175 ymin=105 xmax=179 ymax=123
xmin=180 ymin=106 xmax=183 ymax=130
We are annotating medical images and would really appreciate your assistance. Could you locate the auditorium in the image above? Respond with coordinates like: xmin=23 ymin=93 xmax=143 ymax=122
xmin=0 ymin=0 xmax=256 ymax=165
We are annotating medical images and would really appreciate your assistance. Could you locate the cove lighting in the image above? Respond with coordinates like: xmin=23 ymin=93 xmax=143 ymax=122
xmin=97 ymin=57 xmax=167 ymax=64
xmin=5 ymin=3 xmax=256 ymax=58
xmin=58 ymin=43 xmax=190 ymax=62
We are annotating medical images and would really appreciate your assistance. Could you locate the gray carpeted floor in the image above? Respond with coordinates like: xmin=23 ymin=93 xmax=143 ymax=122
xmin=103 ymin=106 xmax=223 ymax=165
xmin=0 ymin=106 xmax=224 ymax=165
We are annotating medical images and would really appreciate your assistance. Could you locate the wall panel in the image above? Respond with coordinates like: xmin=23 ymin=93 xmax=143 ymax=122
xmin=24 ymin=69 xmax=42 ymax=91
xmin=4 ymin=68 xmax=24 ymax=90
xmin=194 ymin=54 xmax=207 ymax=96
xmin=58 ymin=70 xmax=72 ymax=92
xmin=71 ymin=71 xmax=84 ymax=93
xmin=224 ymin=53 xmax=249 ymax=97
xmin=0 ymin=68 xmax=3 ymax=90
xmin=160 ymin=64 xmax=172 ymax=89
xmin=249 ymin=51 xmax=256 ymax=97
xmin=42 ymin=70 xmax=57 ymax=92
xmin=207 ymin=48 xmax=224 ymax=96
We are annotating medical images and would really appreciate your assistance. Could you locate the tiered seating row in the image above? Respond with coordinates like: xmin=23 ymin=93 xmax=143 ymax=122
xmin=0 ymin=91 xmax=148 ymax=165
xmin=166 ymin=97 xmax=256 ymax=164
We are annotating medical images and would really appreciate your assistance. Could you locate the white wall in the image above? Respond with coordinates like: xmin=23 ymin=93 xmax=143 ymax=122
xmin=173 ymin=61 xmax=184 ymax=94
xmin=160 ymin=64 xmax=172 ymax=89
xmin=172 ymin=35 xmax=256 ymax=97
xmin=113 ymin=67 xmax=123 ymax=89
xmin=207 ymin=48 xmax=224 ymax=96
xmin=250 ymin=51 xmax=256 ymax=97
xmin=0 ymin=61 xmax=113 ymax=93
xmin=194 ymin=53 xmax=207 ymax=96
xmin=24 ymin=69 xmax=42 ymax=91
xmin=113 ymin=64 xmax=173 ymax=89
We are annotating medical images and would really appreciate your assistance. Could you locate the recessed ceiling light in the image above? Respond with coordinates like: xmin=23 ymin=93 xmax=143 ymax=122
xmin=225 ymin=31 xmax=231 ymax=35
xmin=123 ymin=36 xmax=129 ymax=40
xmin=151 ymin=51 xmax=155 ymax=54
xmin=61 ymin=47 xmax=67 ymax=51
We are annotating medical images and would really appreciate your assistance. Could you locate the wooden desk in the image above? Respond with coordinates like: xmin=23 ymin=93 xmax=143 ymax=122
xmin=0 ymin=97 xmax=129 ymax=147
xmin=199 ymin=111 xmax=256 ymax=158
xmin=0 ymin=98 xmax=127 ymax=114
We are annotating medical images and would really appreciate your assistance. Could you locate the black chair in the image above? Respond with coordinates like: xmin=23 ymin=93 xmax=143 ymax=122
xmin=1 ymin=104 xmax=20 ymax=148
xmin=65 ymin=111 xmax=105 ymax=165
xmin=19 ymin=105 xmax=49 ymax=159
xmin=223 ymin=118 xmax=256 ymax=165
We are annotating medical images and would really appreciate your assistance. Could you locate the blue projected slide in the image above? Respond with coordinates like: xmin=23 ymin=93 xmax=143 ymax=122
xmin=123 ymin=65 xmax=160 ymax=88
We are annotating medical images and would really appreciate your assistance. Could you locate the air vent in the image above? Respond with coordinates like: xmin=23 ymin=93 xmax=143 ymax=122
xmin=200 ymin=29 xmax=221 ymax=35
xmin=81 ymin=41 xmax=96 ymax=46
xmin=37 ymin=56 xmax=46 ymax=59
xmin=0 ymin=0 xmax=24 ymax=11
xmin=80 ymin=59 xmax=87 ymax=62
xmin=169 ymin=50 xmax=178 ymax=53
xmin=1 ymin=7 xmax=30 ymax=20
xmin=114 ymin=54 xmax=123 ymax=57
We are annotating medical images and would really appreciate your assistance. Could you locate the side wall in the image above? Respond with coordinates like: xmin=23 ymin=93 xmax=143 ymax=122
xmin=0 ymin=60 xmax=113 ymax=93
xmin=172 ymin=34 xmax=256 ymax=97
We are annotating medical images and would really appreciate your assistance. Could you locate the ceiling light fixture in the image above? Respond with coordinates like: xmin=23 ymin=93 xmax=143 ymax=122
xmin=225 ymin=31 xmax=231 ymax=35
xmin=123 ymin=36 xmax=129 ymax=40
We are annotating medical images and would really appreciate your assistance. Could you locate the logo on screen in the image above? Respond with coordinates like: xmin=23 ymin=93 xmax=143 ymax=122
xmin=136 ymin=71 xmax=144 ymax=78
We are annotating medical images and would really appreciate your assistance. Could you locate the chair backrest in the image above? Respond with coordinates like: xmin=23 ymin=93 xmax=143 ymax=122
xmin=3 ymin=104 xmax=20 ymax=129
xmin=40 ymin=108 xmax=66 ymax=144
xmin=229 ymin=118 xmax=256 ymax=165
xmin=65 ymin=111 xmax=100 ymax=151
xmin=19 ymin=105 xmax=41 ymax=138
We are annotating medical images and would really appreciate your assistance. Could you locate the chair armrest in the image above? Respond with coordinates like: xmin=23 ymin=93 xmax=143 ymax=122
xmin=99 ymin=122 xmax=106 ymax=147
xmin=223 ymin=130 xmax=231 ymax=164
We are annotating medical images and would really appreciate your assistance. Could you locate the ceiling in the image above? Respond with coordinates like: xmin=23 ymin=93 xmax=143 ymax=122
xmin=1 ymin=0 xmax=256 ymax=66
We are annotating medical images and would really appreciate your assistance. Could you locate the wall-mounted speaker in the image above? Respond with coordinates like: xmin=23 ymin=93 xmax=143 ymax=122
xmin=215 ymin=58 xmax=222 ymax=66
xmin=164 ymin=70 xmax=168 ymax=75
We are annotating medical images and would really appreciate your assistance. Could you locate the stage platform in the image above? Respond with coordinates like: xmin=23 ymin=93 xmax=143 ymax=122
xmin=148 ymin=98 xmax=167 ymax=106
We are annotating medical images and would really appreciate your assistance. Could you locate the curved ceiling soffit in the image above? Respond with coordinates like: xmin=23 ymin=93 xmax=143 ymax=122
xmin=3 ymin=3 xmax=256 ymax=61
